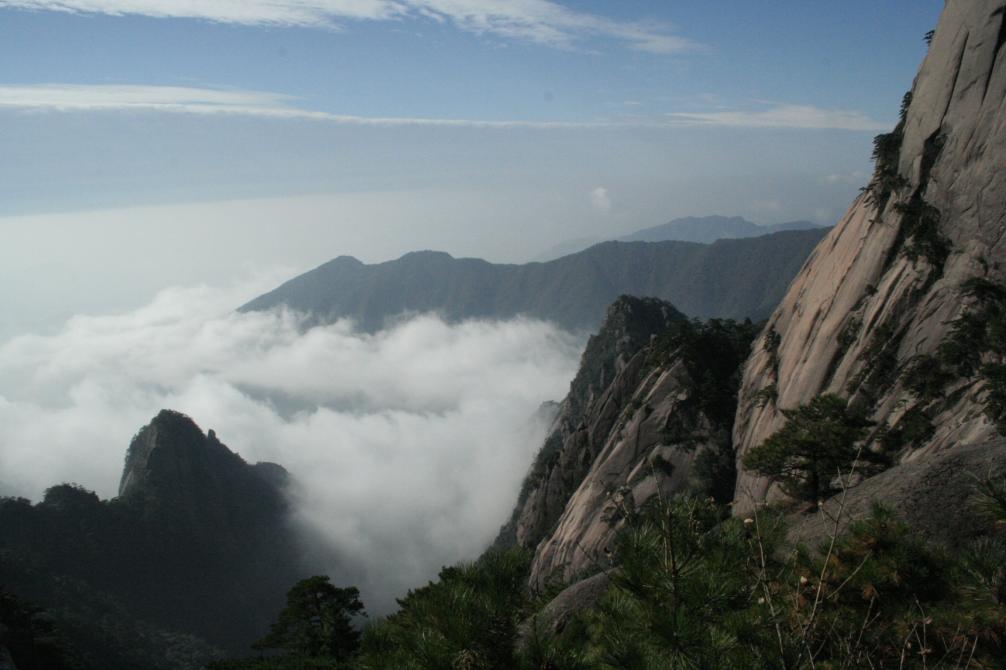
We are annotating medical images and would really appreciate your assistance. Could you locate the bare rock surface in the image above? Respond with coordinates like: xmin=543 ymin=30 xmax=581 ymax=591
xmin=786 ymin=439 xmax=1006 ymax=550
xmin=494 ymin=296 xmax=686 ymax=554
xmin=519 ymin=572 xmax=612 ymax=644
xmin=495 ymin=296 xmax=751 ymax=586
xmin=733 ymin=0 xmax=1006 ymax=514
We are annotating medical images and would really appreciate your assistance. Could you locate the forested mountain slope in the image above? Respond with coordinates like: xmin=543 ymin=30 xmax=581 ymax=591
xmin=240 ymin=230 xmax=827 ymax=332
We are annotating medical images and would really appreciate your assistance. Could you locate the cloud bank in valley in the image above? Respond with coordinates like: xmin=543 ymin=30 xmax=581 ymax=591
xmin=0 ymin=280 xmax=582 ymax=611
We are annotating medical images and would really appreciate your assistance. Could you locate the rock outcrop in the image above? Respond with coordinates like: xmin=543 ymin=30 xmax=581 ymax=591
xmin=785 ymin=440 xmax=1006 ymax=551
xmin=733 ymin=0 xmax=1006 ymax=513
xmin=0 ymin=411 xmax=321 ymax=670
xmin=495 ymin=297 xmax=686 ymax=555
xmin=119 ymin=410 xmax=289 ymax=545
xmin=497 ymin=297 xmax=756 ymax=586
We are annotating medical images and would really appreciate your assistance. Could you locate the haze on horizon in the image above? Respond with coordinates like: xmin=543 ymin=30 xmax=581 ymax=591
xmin=0 ymin=0 xmax=943 ymax=338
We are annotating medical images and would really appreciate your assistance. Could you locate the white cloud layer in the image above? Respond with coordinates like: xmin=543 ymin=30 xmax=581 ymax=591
xmin=0 ymin=0 xmax=696 ymax=53
xmin=665 ymin=104 xmax=890 ymax=132
xmin=0 ymin=84 xmax=889 ymax=131
xmin=0 ymin=280 xmax=582 ymax=611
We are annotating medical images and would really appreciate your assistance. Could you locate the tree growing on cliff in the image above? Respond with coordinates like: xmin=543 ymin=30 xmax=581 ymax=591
xmin=742 ymin=394 xmax=882 ymax=502
xmin=253 ymin=576 xmax=365 ymax=661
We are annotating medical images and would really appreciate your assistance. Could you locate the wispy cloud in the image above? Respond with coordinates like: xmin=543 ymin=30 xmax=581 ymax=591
xmin=0 ymin=84 xmax=890 ymax=132
xmin=0 ymin=83 xmax=602 ymax=126
xmin=665 ymin=104 xmax=890 ymax=132
xmin=0 ymin=84 xmax=333 ymax=118
xmin=0 ymin=0 xmax=698 ymax=53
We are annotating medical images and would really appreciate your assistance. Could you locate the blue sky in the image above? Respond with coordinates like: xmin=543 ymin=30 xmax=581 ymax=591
xmin=0 ymin=1 xmax=940 ymax=124
xmin=0 ymin=0 xmax=944 ymax=334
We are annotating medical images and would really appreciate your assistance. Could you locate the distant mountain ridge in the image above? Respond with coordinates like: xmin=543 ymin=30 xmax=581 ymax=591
xmin=535 ymin=215 xmax=827 ymax=261
xmin=240 ymin=229 xmax=829 ymax=333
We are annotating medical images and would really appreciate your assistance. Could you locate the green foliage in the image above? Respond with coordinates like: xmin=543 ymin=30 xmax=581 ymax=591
xmin=837 ymin=317 xmax=862 ymax=352
xmin=529 ymin=495 xmax=1006 ymax=669
xmin=981 ymin=363 xmax=1006 ymax=434
xmin=937 ymin=277 xmax=1006 ymax=434
xmin=866 ymin=136 xmax=908 ymax=209
xmin=751 ymin=383 xmax=778 ymax=408
xmin=344 ymin=489 xmax=1006 ymax=669
xmin=580 ymin=497 xmax=773 ymax=669
xmin=649 ymin=318 xmax=759 ymax=428
xmin=903 ymin=353 xmax=954 ymax=401
xmin=691 ymin=442 xmax=738 ymax=504
xmin=764 ymin=327 xmax=781 ymax=377
xmin=0 ymin=588 xmax=89 ymax=670
xmin=742 ymin=394 xmax=883 ymax=501
xmin=254 ymin=577 xmax=365 ymax=661
xmin=877 ymin=404 xmax=934 ymax=451
xmin=208 ymin=657 xmax=350 ymax=670
xmin=847 ymin=322 xmax=902 ymax=398
xmin=899 ymin=90 xmax=913 ymax=124
xmin=788 ymin=505 xmax=963 ymax=666
xmin=893 ymin=197 xmax=949 ymax=272
xmin=358 ymin=549 xmax=533 ymax=670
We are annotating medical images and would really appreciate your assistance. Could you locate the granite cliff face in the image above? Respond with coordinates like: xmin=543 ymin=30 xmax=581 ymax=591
xmin=733 ymin=0 xmax=1006 ymax=513
xmin=497 ymin=296 xmax=755 ymax=586
xmin=498 ymin=0 xmax=1006 ymax=602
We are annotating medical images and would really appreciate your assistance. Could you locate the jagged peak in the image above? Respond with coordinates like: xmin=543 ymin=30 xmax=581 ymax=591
xmin=118 ymin=410 xmax=287 ymax=503
xmin=564 ymin=295 xmax=685 ymax=424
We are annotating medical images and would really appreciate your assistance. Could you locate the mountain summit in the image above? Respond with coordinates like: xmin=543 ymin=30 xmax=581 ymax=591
xmin=0 ymin=411 xmax=318 ymax=669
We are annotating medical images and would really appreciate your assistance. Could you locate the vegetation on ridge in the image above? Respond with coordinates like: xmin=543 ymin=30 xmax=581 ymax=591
xmin=742 ymin=394 xmax=887 ymax=502
xmin=214 ymin=473 xmax=1006 ymax=670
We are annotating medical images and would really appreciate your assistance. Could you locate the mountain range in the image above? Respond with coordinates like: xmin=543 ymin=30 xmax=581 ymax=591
xmin=6 ymin=0 xmax=1006 ymax=666
xmin=240 ymin=229 xmax=828 ymax=333
xmin=534 ymin=215 xmax=827 ymax=261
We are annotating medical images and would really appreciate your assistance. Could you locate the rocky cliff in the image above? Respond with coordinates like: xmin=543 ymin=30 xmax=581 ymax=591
xmin=0 ymin=411 xmax=318 ymax=670
xmin=498 ymin=0 xmax=1006 ymax=600
xmin=119 ymin=409 xmax=289 ymax=546
xmin=732 ymin=0 xmax=1006 ymax=513
xmin=497 ymin=296 xmax=756 ymax=586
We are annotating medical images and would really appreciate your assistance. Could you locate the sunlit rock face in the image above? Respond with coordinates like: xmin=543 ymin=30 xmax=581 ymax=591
xmin=501 ymin=0 xmax=1006 ymax=595
xmin=732 ymin=0 xmax=1006 ymax=514
xmin=496 ymin=296 xmax=749 ymax=585
xmin=495 ymin=296 xmax=686 ymax=557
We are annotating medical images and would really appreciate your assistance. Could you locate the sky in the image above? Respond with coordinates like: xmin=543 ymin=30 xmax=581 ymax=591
xmin=0 ymin=0 xmax=945 ymax=335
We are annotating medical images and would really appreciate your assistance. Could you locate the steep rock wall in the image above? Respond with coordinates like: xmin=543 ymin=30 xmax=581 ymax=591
xmin=496 ymin=297 xmax=753 ymax=586
xmin=495 ymin=296 xmax=686 ymax=554
xmin=733 ymin=0 xmax=1006 ymax=513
